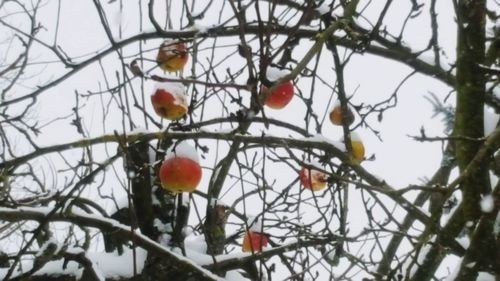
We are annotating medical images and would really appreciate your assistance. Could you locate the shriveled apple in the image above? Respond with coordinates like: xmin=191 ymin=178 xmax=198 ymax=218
xmin=299 ymin=166 xmax=328 ymax=191
xmin=329 ymin=101 xmax=355 ymax=126
xmin=156 ymin=39 xmax=188 ymax=72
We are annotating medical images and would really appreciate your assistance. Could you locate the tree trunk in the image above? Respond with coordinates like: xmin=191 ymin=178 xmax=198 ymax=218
xmin=454 ymin=0 xmax=496 ymax=279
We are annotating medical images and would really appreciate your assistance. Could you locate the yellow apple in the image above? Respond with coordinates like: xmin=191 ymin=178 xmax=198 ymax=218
xmin=350 ymin=132 xmax=365 ymax=164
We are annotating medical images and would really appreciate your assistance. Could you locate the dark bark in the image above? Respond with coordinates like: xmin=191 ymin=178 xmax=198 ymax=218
xmin=453 ymin=0 xmax=497 ymax=280
xmin=455 ymin=0 xmax=488 ymax=223
xmin=126 ymin=141 xmax=155 ymax=239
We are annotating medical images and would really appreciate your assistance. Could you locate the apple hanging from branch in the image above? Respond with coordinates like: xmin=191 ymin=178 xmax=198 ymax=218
xmin=299 ymin=166 xmax=328 ymax=191
xmin=262 ymin=81 xmax=294 ymax=109
xmin=159 ymin=142 xmax=202 ymax=193
xmin=349 ymin=132 xmax=365 ymax=164
xmin=151 ymin=82 xmax=188 ymax=120
xmin=329 ymin=100 xmax=355 ymax=126
xmin=261 ymin=66 xmax=294 ymax=109
xmin=156 ymin=39 xmax=189 ymax=72
xmin=242 ymin=231 xmax=269 ymax=252
xmin=242 ymin=216 xmax=268 ymax=252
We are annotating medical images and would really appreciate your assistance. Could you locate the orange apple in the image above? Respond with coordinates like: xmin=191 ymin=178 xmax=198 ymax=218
xmin=262 ymin=81 xmax=294 ymax=109
xmin=329 ymin=103 xmax=355 ymax=126
xmin=299 ymin=167 xmax=327 ymax=191
xmin=156 ymin=40 xmax=188 ymax=72
xmin=242 ymin=231 xmax=268 ymax=252
xmin=159 ymin=156 xmax=202 ymax=193
xmin=151 ymin=87 xmax=187 ymax=120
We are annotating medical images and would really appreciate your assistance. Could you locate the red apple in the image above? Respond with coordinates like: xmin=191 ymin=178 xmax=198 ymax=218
xmin=299 ymin=167 xmax=327 ymax=191
xmin=159 ymin=156 xmax=202 ymax=193
xmin=156 ymin=39 xmax=188 ymax=72
xmin=151 ymin=84 xmax=188 ymax=120
xmin=329 ymin=102 xmax=355 ymax=126
xmin=242 ymin=231 xmax=268 ymax=252
xmin=262 ymin=81 xmax=294 ymax=109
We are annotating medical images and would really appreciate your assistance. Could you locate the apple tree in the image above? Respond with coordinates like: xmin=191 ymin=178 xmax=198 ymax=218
xmin=0 ymin=0 xmax=499 ymax=280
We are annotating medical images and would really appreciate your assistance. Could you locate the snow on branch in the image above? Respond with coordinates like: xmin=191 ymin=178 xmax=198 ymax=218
xmin=0 ymin=207 xmax=222 ymax=281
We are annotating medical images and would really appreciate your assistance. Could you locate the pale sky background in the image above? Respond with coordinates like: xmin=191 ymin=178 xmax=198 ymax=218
xmin=27 ymin=0 xmax=450 ymax=185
